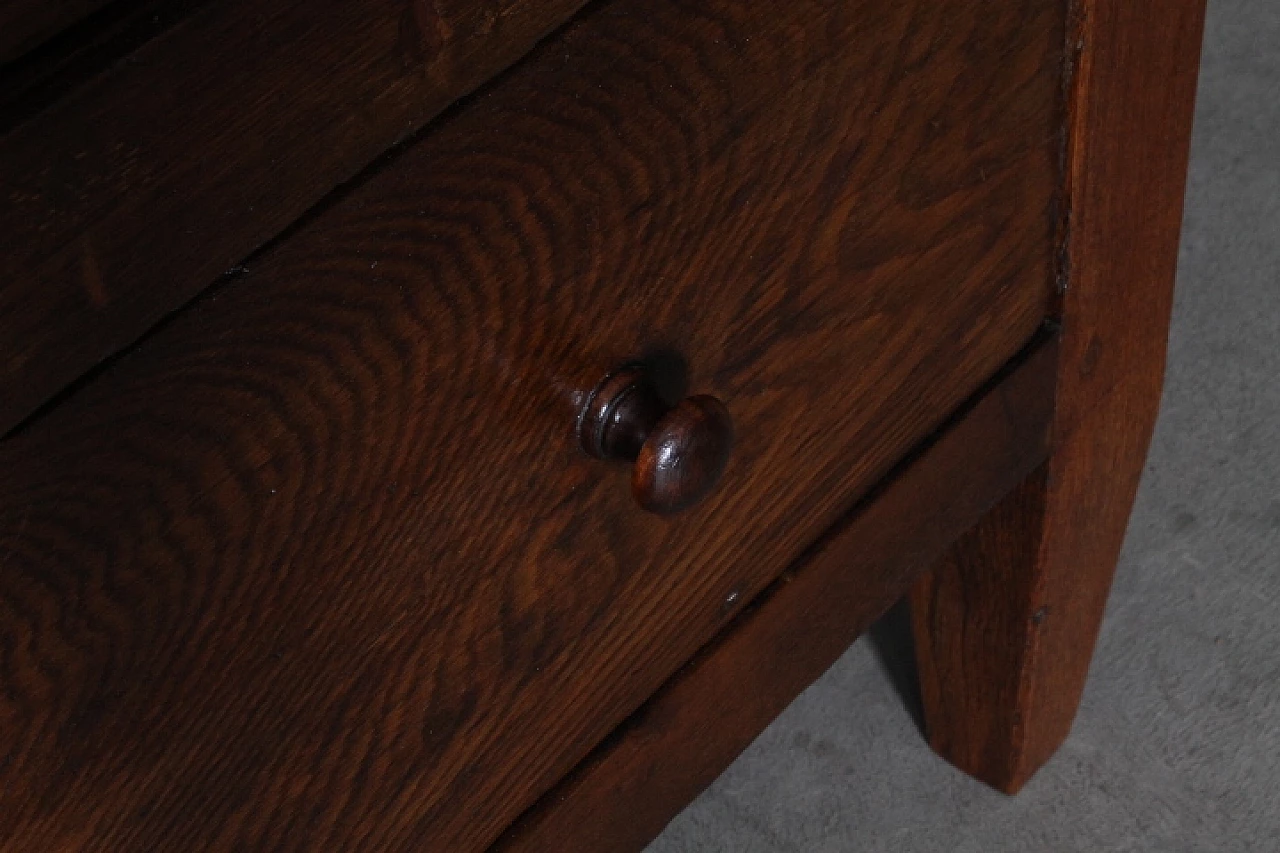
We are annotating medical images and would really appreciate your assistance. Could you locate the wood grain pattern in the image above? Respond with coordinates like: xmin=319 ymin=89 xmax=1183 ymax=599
xmin=495 ymin=339 xmax=1059 ymax=853
xmin=0 ymin=0 xmax=1061 ymax=848
xmin=0 ymin=0 xmax=591 ymax=436
xmin=910 ymin=0 xmax=1208 ymax=794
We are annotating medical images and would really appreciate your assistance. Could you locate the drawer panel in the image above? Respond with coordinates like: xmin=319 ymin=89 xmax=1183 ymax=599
xmin=0 ymin=0 xmax=1062 ymax=849
xmin=0 ymin=0 xmax=591 ymax=435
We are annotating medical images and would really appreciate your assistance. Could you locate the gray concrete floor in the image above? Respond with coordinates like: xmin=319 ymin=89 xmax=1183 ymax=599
xmin=648 ymin=1 xmax=1279 ymax=849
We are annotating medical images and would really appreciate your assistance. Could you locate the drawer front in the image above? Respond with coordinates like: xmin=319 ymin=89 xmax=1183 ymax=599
xmin=0 ymin=0 xmax=1061 ymax=850
xmin=0 ymin=0 xmax=591 ymax=435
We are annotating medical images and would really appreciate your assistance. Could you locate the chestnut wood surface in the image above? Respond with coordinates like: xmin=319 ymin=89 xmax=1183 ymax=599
xmin=909 ymin=0 xmax=1208 ymax=793
xmin=496 ymin=339 xmax=1059 ymax=853
xmin=0 ymin=0 xmax=1060 ymax=849
xmin=0 ymin=0 xmax=591 ymax=437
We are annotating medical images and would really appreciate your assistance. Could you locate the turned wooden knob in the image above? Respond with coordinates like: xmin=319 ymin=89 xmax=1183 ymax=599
xmin=579 ymin=365 xmax=733 ymax=515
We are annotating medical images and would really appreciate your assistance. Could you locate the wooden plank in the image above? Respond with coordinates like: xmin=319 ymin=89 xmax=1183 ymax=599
xmin=0 ymin=1 xmax=212 ymax=132
xmin=0 ymin=0 xmax=1061 ymax=848
xmin=495 ymin=340 xmax=1059 ymax=853
xmin=909 ymin=0 xmax=1208 ymax=793
xmin=0 ymin=0 xmax=117 ymax=64
xmin=0 ymin=0 xmax=591 ymax=436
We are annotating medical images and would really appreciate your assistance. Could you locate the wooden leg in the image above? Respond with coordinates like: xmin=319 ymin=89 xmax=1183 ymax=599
xmin=909 ymin=449 xmax=1143 ymax=794
xmin=908 ymin=0 xmax=1207 ymax=794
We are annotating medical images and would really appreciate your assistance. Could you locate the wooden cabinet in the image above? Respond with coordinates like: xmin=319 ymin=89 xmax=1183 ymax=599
xmin=0 ymin=0 xmax=1206 ymax=850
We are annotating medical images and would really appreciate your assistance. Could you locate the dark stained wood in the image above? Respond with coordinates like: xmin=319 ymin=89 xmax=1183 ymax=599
xmin=579 ymin=365 xmax=734 ymax=515
xmin=0 ymin=0 xmax=117 ymax=64
xmin=633 ymin=395 xmax=733 ymax=515
xmin=0 ymin=0 xmax=592 ymax=437
xmin=494 ymin=339 xmax=1059 ymax=853
xmin=0 ymin=0 xmax=1061 ymax=848
xmin=909 ymin=0 xmax=1208 ymax=794
xmin=0 ymin=1 xmax=211 ymax=130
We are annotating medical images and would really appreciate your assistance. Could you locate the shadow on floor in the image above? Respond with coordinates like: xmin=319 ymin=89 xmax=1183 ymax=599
xmin=867 ymin=597 xmax=927 ymax=734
